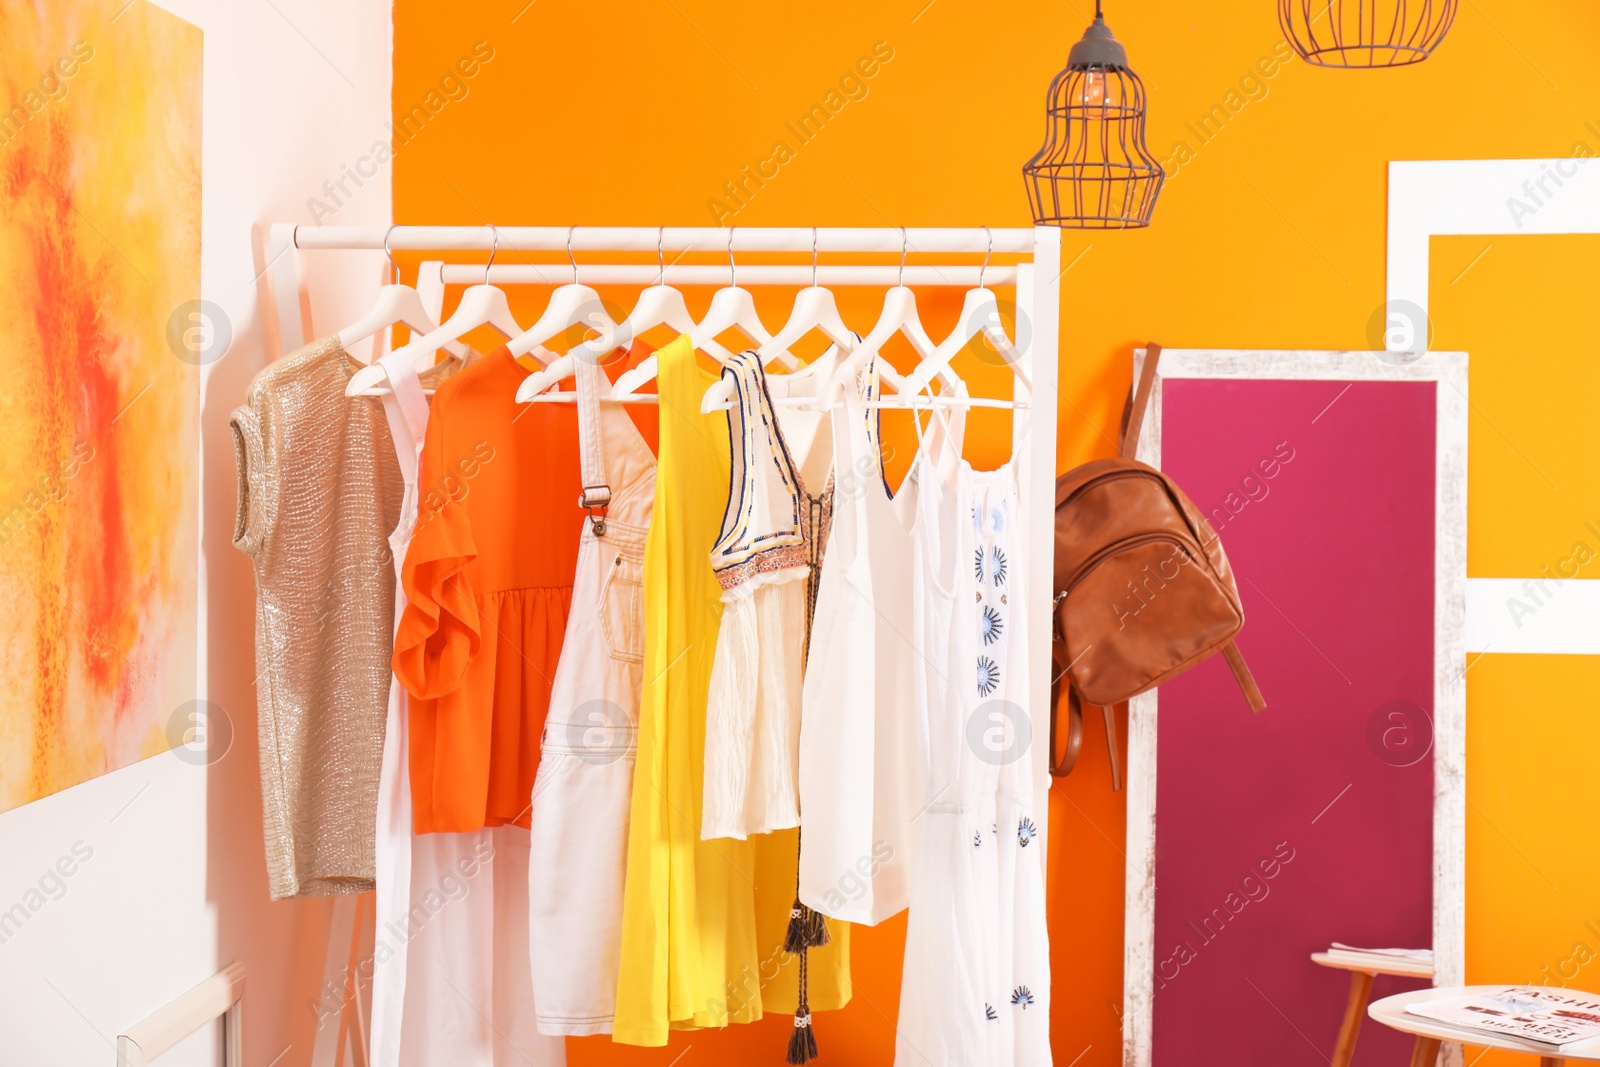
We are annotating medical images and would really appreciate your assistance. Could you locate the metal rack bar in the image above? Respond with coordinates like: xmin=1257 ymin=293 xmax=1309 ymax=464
xmin=274 ymin=224 xmax=1036 ymax=255
xmin=433 ymin=264 xmax=1018 ymax=287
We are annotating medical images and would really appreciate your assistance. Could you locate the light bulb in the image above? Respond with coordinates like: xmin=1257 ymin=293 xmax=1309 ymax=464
xmin=1080 ymin=70 xmax=1107 ymax=109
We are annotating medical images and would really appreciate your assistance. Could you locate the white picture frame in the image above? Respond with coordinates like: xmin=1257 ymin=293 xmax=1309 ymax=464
xmin=1119 ymin=348 xmax=1468 ymax=1067
xmin=1388 ymin=157 xmax=1600 ymax=656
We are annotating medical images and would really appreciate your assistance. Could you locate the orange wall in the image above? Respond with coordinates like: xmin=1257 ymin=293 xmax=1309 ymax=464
xmin=392 ymin=3 xmax=1600 ymax=1063
xmin=1433 ymin=234 xmax=1600 ymax=1066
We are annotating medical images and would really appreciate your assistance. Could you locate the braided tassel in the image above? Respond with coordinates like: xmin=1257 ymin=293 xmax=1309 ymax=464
xmin=787 ymin=1008 xmax=819 ymax=1064
xmin=784 ymin=904 xmax=810 ymax=954
xmin=787 ymin=914 xmax=820 ymax=1065
xmin=782 ymin=902 xmax=830 ymax=952
xmin=784 ymin=898 xmax=830 ymax=952
xmin=803 ymin=904 xmax=830 ymax=948
xmin=786 ymin=491 xmax=829 ymax=1065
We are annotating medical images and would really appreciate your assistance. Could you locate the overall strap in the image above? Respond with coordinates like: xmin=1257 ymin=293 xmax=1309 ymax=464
xmin=574 ymin=350 xmax=611 ymax=535
xmin=377 ymin=350 xmax=428 ymax=485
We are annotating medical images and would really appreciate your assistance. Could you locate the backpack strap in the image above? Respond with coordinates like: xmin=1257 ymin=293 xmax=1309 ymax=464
xmin=1098 ymin=700 xmax=1122 ymax=792
xmin=1049 ymin=675 xmax=1125 ymax=790
xmin=1049 ymin=670 xmax=1084 ymax=778
xmin=1223 ymin=641 xmax=1267 ymax=712
xmin=1118 ymin=342 xmax=1163 ymax=459
xmin=1050 ymin=602 xmax=1122 ymax=786
xmin=1049 ymin=601 xmax=1076 ymax=776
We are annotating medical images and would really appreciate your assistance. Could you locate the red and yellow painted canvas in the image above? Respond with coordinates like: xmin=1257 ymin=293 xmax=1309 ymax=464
xmin=0 ymin=0 xmax=201 ymax=812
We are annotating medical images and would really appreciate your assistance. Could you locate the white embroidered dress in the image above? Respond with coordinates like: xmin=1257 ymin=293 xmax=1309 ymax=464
xmin=896 ymin=408 xmax=1051 ymax=1067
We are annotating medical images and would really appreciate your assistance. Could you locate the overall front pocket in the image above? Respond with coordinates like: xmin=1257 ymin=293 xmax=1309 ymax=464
xmin=600 ymin=548 xmax=645 ymax=663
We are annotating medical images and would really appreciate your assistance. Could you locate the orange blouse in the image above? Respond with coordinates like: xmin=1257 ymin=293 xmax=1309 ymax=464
xmin=393 ymin=347 xmax=585 ymax=834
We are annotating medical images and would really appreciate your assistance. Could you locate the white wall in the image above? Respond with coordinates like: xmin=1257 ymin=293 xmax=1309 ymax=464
xmin=0 ymin=1 xmax=393 ymax=1064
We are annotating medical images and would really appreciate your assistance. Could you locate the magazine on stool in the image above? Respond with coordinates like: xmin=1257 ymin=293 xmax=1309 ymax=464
xmin=1405 ymin=987 xmax=1600 ymax=1052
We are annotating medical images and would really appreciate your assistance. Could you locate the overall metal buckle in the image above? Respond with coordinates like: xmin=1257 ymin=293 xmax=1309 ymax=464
xmin=580 ymin=485 xmax=611 ymax=536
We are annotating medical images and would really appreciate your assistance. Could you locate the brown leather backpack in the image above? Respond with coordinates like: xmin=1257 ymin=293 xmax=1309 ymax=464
xmin=1051 ymin=344 xmax=1265 ymax=788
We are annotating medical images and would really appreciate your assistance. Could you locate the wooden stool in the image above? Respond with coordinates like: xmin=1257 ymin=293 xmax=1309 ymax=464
xmin=1311 ymin=951 xmax=1436 ymax=1067
xmin=1368 ymin=986 xmax=1600 ymax=1066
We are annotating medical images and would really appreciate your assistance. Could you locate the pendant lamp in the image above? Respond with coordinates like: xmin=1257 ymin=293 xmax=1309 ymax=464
xmin=1279 ymin=0 xmax=1459 ymax=68
xmin=1023 ymin=1 xmax=1164 ymax=229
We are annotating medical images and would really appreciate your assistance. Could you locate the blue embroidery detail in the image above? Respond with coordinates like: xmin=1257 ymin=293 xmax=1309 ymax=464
xmin=710 ymin=350 xmax=807 ymax=571
xmin=976 ymin=656 xmax=1001 ymax=697
xmin=985 ymin=1004 xmax=999 ymax=1021
xmin=1018 ymin=817 xmax=1038 ymax=847
xmin=1011 ymin=986 xmax=1035 ymax=1009
xmin=989 ymin=546 xmax=1008 ymax=586
xmin=980 ymin=605 xmax=1003 ymax=646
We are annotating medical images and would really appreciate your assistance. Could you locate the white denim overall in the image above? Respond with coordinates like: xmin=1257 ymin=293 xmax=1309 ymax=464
xmin=527 ymin=350 xmax=655 ymax=1035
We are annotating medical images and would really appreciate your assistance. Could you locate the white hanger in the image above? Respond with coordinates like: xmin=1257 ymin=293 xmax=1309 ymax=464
xmin=627 ymin=228 xmax=703 ymax=343
xmin=690 ymin=227 xmax=797 ymax=367
xmin=519 ymin=228 xmax=713 ymax=403
xmin=815 ymin=228 xmax=960 ymax=411
xmin=612 ymin=228 xmax=782 ymax=403
xmin=335 ymin=227 xmax=469 ymax=365
xmin=700 ymin=228 xmax=857 ymax=412
xmin=348 ymin=226 xmax=520 ymax=396
xmin=902 ymin=226 xmax=1030 ymax=396
xmin=755 ymin=230 xmax=844 ymax=371
xmin=506 ymin=225 xmax=617 ymax=362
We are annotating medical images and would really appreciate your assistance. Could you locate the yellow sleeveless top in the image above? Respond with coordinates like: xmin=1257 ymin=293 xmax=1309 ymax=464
xmin=613 ymin=334 xmax=850 ymax=1045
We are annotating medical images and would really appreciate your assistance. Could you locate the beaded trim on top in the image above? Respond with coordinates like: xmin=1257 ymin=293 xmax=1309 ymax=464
xmin=714 ymin=542 xmax=809 ymax=591
xmin=714 ymin=476 xmax=833 ymax=593
xmin=711 ymin=350 xmax=829 ymax=592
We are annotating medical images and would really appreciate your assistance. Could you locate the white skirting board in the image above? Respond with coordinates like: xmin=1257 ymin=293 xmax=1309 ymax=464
xmin=116 ymin=962 xmax=243 ymax=1067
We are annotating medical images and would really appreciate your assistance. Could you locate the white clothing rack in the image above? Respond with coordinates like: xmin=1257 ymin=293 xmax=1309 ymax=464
xmin=435 ymin=264 xmax=1019 ymax=287
xmin=264 ymin=223 xmax=1061 ymax=1063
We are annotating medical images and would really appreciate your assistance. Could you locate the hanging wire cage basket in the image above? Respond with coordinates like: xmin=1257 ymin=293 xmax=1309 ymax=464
xmin=1279 ymin=0 xmax=1459 ymax=68
xmin=1023 ymin=4 xmax=1164 ymax=229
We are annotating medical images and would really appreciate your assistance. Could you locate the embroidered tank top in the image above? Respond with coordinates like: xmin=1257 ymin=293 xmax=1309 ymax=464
xmin=701 ymin=348 xmax=836 ymax=840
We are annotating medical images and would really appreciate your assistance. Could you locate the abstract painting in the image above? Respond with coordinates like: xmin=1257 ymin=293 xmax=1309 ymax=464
xmin=0 ymin=0 xmax=202 ymax=812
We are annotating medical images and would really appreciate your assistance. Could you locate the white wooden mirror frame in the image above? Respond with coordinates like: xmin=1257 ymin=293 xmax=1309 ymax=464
xmin=1119 ymin=347 xmax=1468 ymax=1067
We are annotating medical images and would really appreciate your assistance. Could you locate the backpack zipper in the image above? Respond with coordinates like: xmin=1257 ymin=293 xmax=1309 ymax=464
xmin=1057 ymin=469 xmax=1160 ymax=511
xmin=1058 ymin=469 xmax=1212 ymax=556
xmin=1062 ymin=532 xmax=1200 ymax=595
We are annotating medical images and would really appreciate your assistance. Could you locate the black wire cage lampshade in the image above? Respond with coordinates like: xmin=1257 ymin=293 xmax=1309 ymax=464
xmin=1023 ymin=2 xmax=1164 ymax=229
xmin=1279 ymin=0 xmax=1459 ymax=68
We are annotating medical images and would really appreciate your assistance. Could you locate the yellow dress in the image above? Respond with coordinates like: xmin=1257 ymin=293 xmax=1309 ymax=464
xmin=613 ymin=334 xmax=850 ymax=1046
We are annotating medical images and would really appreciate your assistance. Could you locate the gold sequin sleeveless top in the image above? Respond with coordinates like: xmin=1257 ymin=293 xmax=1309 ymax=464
xmin=231 ymin=335 xmax=466 ymax=899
